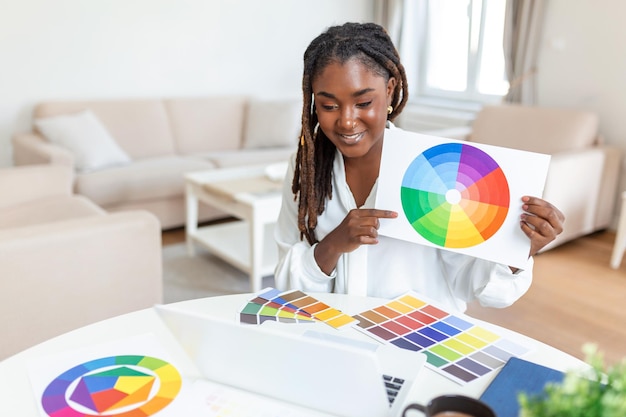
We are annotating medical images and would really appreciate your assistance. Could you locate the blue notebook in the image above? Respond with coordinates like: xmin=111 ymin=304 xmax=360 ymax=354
xmin=479 ymin=357 xmax=564 ymax=417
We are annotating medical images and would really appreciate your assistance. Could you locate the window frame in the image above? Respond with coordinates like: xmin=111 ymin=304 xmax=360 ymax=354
xmin=405 ymin=0 xmax=507 ymax=110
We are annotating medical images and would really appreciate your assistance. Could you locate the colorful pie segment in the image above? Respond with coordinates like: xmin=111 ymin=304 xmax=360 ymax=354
xmin=401 ymin=143 xmax=510 ymax=248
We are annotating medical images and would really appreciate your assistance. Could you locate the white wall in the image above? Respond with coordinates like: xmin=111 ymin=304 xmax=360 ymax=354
xmin=537 ymin=0 xmax=626 ymax=201
xmin=0 ymin=0 xmax=374 ymax=167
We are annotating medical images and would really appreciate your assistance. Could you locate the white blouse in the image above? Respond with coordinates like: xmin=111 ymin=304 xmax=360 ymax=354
xmin=274 ymin=126 xmax=533 ymax=313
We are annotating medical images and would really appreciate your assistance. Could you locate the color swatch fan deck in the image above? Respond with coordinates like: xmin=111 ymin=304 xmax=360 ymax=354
xmin=401 ymin=143 xmax=509 ymax=248
xmin=352 ymin=293 xmax=531 ymax=385
xmin=239 ymin=287 xmax=357 ymax=329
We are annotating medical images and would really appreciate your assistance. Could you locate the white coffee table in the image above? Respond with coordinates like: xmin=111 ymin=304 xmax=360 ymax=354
xmin=185 ymin=163 xmax=286 ymax=292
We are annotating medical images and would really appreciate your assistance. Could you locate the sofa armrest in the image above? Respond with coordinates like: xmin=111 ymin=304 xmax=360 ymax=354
xmin=0 ymin=210 xmax=163 ymax=359
xmin=540 ymin=146 xmax=621 ymax=251
xmin=0 ymin=165 xmax=75 ymax=209
xmin=12 ymin=132 xmax=75 ymax=167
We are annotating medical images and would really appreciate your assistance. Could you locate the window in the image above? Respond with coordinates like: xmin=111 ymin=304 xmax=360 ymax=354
xmin=401 ymin=0 xmax=509 ymax=108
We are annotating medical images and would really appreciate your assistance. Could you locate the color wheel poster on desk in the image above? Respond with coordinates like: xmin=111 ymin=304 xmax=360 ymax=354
xmin=376 ymin=129 xmax=550 ymax=268
xmin=27 ymin=333 xmax=201 ymax=417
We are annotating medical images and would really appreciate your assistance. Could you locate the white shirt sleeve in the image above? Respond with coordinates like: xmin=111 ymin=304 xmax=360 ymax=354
xmin=273 ymin=153 xmax=335 ymax=293
xmin=437 ymin=249 xmax=533 ymax=309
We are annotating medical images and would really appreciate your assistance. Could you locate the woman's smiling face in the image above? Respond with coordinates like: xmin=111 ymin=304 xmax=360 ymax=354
xmin=312 ymin=57 xmax=396 ymax=160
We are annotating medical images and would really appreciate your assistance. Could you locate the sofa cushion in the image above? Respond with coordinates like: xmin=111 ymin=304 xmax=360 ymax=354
xmin=195 ymin=148 xmax=295 ymax=168
xmin=0 ymin=195 xmax=105 ymax=230
xmin=165 ymin=97 xmax=247 ymax=154
xmin=35 ymin=100 xmax=176 ymax=159
xmin=468 ymin=104 xmax=600 ymax=154
xmin=242 ymin=98 xmax=301 ymax=149
xmin=75 ymin=156 xmax=216 ymax=206
xmin=34 ymin=110 xmax=132 ymax=173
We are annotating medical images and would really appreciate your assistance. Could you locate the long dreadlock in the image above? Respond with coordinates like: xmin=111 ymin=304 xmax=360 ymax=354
xmin=293 ymin=22 xmax=409 ymax=245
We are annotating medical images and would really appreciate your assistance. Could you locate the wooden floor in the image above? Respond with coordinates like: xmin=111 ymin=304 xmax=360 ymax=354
xmin=467 ymin=230 xmax=626 ymax=366
xmin=163 ymin=228 xmax=626 ymax=366
xmin=162 ymin=226 xmax=188 ymax=247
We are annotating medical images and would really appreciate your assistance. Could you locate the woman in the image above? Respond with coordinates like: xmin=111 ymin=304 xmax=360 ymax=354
xmin=274 ymin=22 xmax=564 ymax=312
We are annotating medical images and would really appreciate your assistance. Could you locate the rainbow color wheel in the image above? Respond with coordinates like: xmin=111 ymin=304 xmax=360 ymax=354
xmin=41 ymin=355 xmax=182 ymax=417
xmin=401 ymin=143 xmax=510 ymax=248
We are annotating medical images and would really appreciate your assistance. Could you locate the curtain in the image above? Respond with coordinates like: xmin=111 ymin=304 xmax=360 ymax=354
xmin=374 ymin=0 xmax=404 ymax=49
xmin=503 ymin=0 xmax=548 ymax=104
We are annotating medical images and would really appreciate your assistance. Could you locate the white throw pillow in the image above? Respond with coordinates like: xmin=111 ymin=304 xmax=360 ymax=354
xmin=242 ymin=99 xmax=301 ymax=149
xmin=35 ymin=110 xmax=131 ymax=172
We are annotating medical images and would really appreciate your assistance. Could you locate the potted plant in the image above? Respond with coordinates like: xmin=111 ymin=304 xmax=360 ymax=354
xmin=518 ymin=344 xmax=626 ymax=417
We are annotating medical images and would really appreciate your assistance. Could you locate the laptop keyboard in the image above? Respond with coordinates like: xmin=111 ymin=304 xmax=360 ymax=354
xmin=383 ymin=374 xmax=406 ymax=405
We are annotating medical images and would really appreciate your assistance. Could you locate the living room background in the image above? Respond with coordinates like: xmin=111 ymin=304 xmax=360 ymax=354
xmin=0 ymin=0 xmax=373 ymax=167
xmin=2 ymin=0 xmax=626 ymax=221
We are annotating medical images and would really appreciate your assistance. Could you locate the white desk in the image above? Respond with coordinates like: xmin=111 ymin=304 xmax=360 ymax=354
xmin=0 ymin=293 xmax=587 ymax=416
xmin=185 ymin=165 xmax=284 ymax=292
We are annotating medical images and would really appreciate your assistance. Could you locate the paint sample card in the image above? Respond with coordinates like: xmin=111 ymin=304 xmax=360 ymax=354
xmin=351 ymin=293 xmax=531 ymax=385
xmin=239 ymin=299 xmax=316 ymax=325
xmin=376 ymin=129 xmax=550 ymax=268
xmin=239 ymin=287 xmax=357 ymax=329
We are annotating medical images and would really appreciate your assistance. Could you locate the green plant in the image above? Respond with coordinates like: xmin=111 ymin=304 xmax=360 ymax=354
xmin=519 ymin=344 xmax=626 ymax=417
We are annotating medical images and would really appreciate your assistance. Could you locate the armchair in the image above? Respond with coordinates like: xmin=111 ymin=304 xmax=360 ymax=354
xmin=0 ymin=165 xmax=163 ymax=359
xmin=466 ymin=104 xmax=622 ymax=251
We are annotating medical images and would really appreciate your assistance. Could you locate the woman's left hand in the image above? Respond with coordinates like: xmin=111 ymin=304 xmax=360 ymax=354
xmin=520 ymin=196 xmax=565 ymax=256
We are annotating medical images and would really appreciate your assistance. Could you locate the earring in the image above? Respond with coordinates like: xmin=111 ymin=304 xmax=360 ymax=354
xmin=300 ymin=135 xmax=305 ymax=146
xmin=387 ymin=105 xmax=393 ymax=115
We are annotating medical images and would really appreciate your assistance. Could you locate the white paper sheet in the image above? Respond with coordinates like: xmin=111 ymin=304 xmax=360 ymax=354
xmin=376 ymin=130 xmax=550 ymax=268
xmin=27 ymin=333 xmax=202 ymax=417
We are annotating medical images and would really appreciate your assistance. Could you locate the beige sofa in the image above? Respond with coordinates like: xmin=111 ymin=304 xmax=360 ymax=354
xmin=0 ymin=165 xmax=163 ymax=359
xmin=430 ymin=104 xmax=622 ymax=251
xmin=12 ymin=96 xmax=301 ymax=229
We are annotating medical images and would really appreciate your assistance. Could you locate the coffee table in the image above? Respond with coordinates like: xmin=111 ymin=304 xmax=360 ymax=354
xmin=185 ymin=163 xmax=286 ymax=292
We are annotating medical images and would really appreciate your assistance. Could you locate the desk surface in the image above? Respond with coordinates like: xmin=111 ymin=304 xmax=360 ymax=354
xmin=0 ymin=293 xmax=587 ymax=416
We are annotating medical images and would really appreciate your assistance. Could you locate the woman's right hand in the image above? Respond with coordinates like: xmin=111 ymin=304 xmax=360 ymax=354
xmin=313 ymin=208 xmax=397 ymax=274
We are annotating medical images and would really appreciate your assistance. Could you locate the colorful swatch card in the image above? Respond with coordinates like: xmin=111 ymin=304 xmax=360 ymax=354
xmin=239 ymin=287 xmax=357 ymax=329
xmin=376 ymin=129 xmax=550 ymax=268
xmin=351 ymin=293 xmax=532 ymax=385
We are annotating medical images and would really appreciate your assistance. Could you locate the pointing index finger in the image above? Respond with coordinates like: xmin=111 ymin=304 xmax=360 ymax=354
xmin=362 ymin=209 xmax=398 ymax=219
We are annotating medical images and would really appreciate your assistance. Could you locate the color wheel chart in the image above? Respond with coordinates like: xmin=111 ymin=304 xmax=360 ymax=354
xmin=376 ymin=130 xmax=551 ymax=268
xmin=239 ymin=287 xmax=357 ymax=329
xmin=40 ymin=355 xmax=182 ymax=417
xmin=401 ymin=142 xmax=509 ymax=248
xmin=351 ymin=293 xmax=531 ymax=385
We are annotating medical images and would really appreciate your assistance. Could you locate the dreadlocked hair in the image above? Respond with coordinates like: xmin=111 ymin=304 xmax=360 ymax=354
xmin=293 ymin=22 xmax=409 ymax=245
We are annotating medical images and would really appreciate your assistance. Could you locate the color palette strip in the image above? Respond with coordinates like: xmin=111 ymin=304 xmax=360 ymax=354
xmin=352 ymin=293 xmax=530 ymax=385
xmin=239 ymin=288 xmax=357 ymax=329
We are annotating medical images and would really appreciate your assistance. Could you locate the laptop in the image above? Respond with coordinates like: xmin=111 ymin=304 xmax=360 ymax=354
xmin=155 ymin=304 xmax=426 ymax=417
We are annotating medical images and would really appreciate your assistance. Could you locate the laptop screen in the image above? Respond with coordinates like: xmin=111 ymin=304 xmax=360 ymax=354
xmin=155 ymin=304 xmax=424 ymax=417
